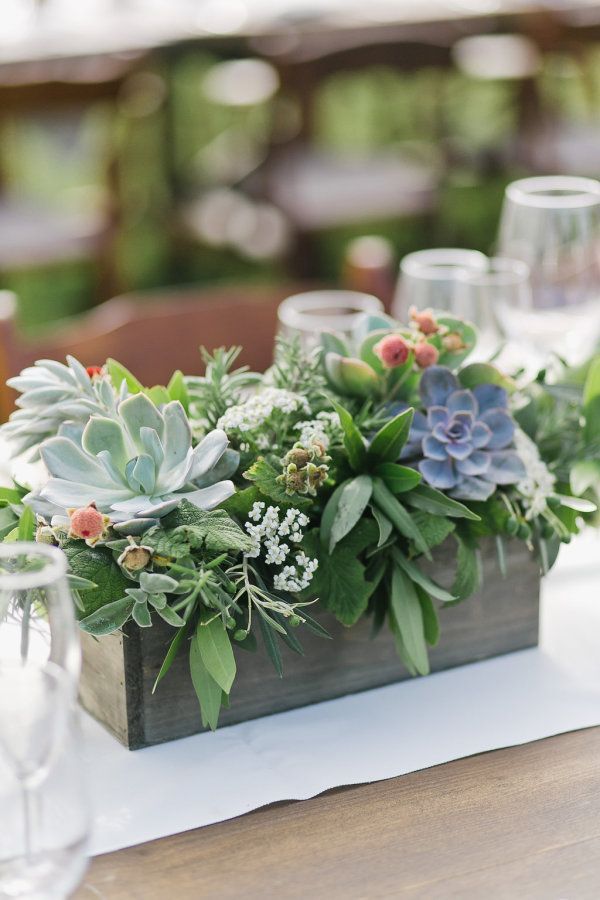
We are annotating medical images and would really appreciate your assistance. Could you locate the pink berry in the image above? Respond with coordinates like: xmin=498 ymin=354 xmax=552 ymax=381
xmin=69 ymin=503 xmax=107 ymax=541
xmin=375 ymin=334 xmax=411 ymax=368
xmin=414 ymin=342 xmax=439 ymax=369
xmin=409 ymin=306 xmax=439 ymax=335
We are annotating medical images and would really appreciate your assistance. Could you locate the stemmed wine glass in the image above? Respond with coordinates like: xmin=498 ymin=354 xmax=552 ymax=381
xmin=497 ymin=175 xmax=600 ymax=363
xmin=0 ymin=543 xmax=89 ymax=899
xmin=392 ymin=248 xmax=488 ymax=319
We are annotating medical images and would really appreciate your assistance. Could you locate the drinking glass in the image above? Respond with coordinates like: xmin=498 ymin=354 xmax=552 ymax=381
xmin=0 ymin=543 xmax=89 ymax=899
xmin=454 ymin=257 xmax=531 ymax=362
xmin=278 ymin=290 xmax=383 ymax=348
xmin=392 ymin=248 xmax=488 ymax=319
xmin=497 ymin=175 xmax=600 ymax=362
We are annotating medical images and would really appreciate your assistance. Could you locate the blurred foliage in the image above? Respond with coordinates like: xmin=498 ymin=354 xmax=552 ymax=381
xmin=1 ymin=46 xmax=598 ymax=333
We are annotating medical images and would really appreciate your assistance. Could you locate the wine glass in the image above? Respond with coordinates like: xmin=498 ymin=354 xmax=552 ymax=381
xmin=497 ymin=175 xmax=600 ymax=363
xmin=454 ymin=257 xmax=532 ymax=363
xmin=278 ymin=290 xmax=383 ymax=348
xmin=0 ymin=543 xmax=89 ymax=899
xmin=392 ymin=248 xmax=488 ymax=320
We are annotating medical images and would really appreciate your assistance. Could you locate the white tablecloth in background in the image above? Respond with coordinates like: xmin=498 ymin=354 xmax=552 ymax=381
xmin=85 ymin=532 xmax=600 ymax=856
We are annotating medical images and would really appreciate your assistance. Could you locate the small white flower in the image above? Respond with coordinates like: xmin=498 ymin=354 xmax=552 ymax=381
xmin=243 ymin=504 xmax=318 ymax=592
xmin=514 ymin=428 xmax=556 ymax=519
xmin=217 ymin=388 xmax=310 ymax=435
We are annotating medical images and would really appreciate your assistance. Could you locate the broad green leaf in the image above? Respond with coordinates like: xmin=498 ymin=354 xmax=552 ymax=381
xmin=66 ymin=574 xmax=98 ymax=591
xmin=371 ymin=478 xmax=431 ymax=559
xmin=163 ymin=501 xmax=255 ymax=553
xmin=302 ymin=520 xmax=379 ymax=626
xmin=371 ymin=504 xmax=393 ymax=547
xmin=0 ymin=506 xmax=18 ymax=541
xmin=153 ymin=623 xmax=189 ymax=692
xmin=320 ymin=481 xmax=347 ymax=550
xmin=374 ymin=462 xmax=421 ymax=494
xmin=157 ymin=604 xmax=186 ymax=627
xmin=388 ymin=612 xmax=418 ymax=676
xmin=106 ymin=358 xmax=144 ymax=394
xmin=195 ymin=616 xmax=236 ymax=694
xmin=78 ymin=596 xmax=135 ymax=635
xmin=391 ymin=548 xmax=455 ymax=603
xmin=64 ymin=541 xmax=131 ymax=617
xmin=189 ymin=636 xmax=222 ymax=730
xmin=449 ymin=535 xmax=481 ymax=603
xmin=458 ymin=363 xmax=515 ymax=393
xmin=434 ymin=315 xmax=476 ymax=367
xmin=320 ymin=332 xmax=349 ymax=357
xmin=367 ymin=408 xmax=414 ymax=464
xmin=390 ymin=565 xmax=429 ymax=675
xmin=166 ymin=370 xmax=190 ymax=413
xmin=221 ymin=486 xmax=261 ymax=521
xmin=17 ymin=505 xmax=35 ymax=542
xmin=144 ymin=385 xmax=171 ymax=406
xmin=243 ymin=457 xmax=311 ymax=508
xmin=258 ymin=613 xmax=283 ymax=677
xmin=330 ymin=399 xmax=366 ymax=472
xmin=329 ymin=475 xmax=373 ymax=552
xmin=132 ymin=600 xmax=152 ymax=628
xmin=417 ymin=588 xmax=440 ymax=647
xmin=583 ymin=355 xmax=600 ymax=407
xmin=404 ymin=483 xmax=480 ymax=521
xmin=409 ymin=510 xmax=455 ymax=549
xmin=0 ymin=486 xmax=24 ymax=506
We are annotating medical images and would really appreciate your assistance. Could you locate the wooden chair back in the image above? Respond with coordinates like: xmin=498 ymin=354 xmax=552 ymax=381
xmin=0 ymin=283 xmax=301 ymax=420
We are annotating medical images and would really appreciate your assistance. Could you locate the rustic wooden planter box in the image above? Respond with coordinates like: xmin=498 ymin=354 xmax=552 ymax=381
xmin=79 ymin=538 xmax=540 ymax=750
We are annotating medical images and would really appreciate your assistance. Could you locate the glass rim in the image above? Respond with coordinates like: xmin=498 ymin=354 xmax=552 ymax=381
xmin=400 ymin=248 xmax=488 ymax=281
xmin=456 ymin=256 xmax=530 ymax=287
xmin=278 ymin=290 xmax=383 ymax=332
xmin=505 ymin=176 xmax=600 ymax=209
xmin=0 ymin=542 xmax=67 ymax=590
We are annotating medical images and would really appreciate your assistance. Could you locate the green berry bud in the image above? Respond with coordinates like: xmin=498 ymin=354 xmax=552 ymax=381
xmin=517 ymin=523 xmax=531 ymax=541
xmin=225 ymin=616 xmax=236 ymax=630
xmin=505 ymin=516 xmax=519 ymax=536
xmin=561 ymin=533 xmax=571 ymax=544
xmin=289 ymin=615 xmax=302 ymax=627
xmin=541 ymin=521 xmax=554 ymax=539
xmin=233 ymin=629 xmax=248 ymax=641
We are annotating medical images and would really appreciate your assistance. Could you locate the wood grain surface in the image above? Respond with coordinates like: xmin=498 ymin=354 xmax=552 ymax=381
xmin=76 ymin=726 xmax=600 ymax=899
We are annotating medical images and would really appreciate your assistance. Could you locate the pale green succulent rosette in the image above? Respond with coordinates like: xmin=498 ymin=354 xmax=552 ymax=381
xmin=25 ymin=392 xmax=238 ymax=535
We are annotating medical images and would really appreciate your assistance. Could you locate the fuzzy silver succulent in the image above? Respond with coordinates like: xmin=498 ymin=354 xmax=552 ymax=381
xmin=26 ymin=392 xmax=238 ymax=534
xmin=1 ymin=356 xmax=122 ymax=458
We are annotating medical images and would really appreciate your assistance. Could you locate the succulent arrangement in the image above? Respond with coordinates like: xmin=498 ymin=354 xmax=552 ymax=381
xmin=0 ymin=309 xmax=597 ymax=730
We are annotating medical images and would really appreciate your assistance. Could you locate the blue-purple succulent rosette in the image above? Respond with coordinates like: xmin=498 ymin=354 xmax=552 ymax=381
xmin=401 ymin=366 xmax=526 ymax=501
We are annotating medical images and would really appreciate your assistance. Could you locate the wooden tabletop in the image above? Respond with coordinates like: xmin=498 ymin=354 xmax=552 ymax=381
xmin=77 ymin=726 xmax=600 ymax=899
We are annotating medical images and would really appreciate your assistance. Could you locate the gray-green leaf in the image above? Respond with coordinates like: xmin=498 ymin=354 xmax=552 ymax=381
xmin=329 ymin=475 xmax=372 ymax=553
xmin=195 ymin=616 xmax=236 ymax=694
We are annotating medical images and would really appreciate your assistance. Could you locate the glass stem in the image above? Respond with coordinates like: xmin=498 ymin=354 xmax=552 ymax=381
xmin=21 ymin=781 xmax=36 ymax=862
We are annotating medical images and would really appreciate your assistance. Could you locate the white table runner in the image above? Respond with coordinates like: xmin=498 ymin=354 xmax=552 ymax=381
xmin=86 ymin=533 xmax=600 ymax=856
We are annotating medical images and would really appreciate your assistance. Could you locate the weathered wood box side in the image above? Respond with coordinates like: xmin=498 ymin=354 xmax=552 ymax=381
xmin=79 ymin=538 xmax=540 ymax=749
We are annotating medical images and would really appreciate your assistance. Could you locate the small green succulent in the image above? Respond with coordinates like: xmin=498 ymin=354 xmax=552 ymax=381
xmin=26 ymin=392 xmax=238 ymax=534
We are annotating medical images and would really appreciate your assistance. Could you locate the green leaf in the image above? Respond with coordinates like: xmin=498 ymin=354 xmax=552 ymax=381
xmin=417 ymin=588 xmax=440 ymax=647
xmin=132 ymin=600 xmax=152 ymax=628
xmin=435 ymin=315 xmax=476 ymax=367
xmin=106 ymin=358 xmax=144 ymax=394
xmin=367 ymin=408 xmax=414 ymax=464
xmin=0 ymin=486 xmax=24 ymax=506
xmin=583 ymin=355 xmax=600 ymax=407
xmin=409 ymin=510 xmax=455 ymax=549
xmin=302 ymin=520 xmax=379 ymax=626
xmin=189 ymin=636 xmax=222 ymax=731
xmin=66 ymin=573 xmax=98 ymax=591
xmin=329 ymin=475 xmax=373 ymax=553
xmin=320 ymin=482 xmax=347 ymax=550
xmin=404 ymin=483 xmax=480 ymax=521
xmin=195 ymin=616 xmax=236 ymax=694
xmin=167 ymin=370 xmax=190 ymax=413
xmin=388 ymin=611 xmax=418 ymax=676
xmin=297 ymin=607 xmax=331 ymax=640
xmin=143 ymin=526 xmax=192 ymax=560
xmin=144 ymin=385 xmax=171 ymax=406
xmin=458 ymin=363 xmax=515 ymax=393
xmin=64 ymin=541 xmax=131 ymax=617
xmin=0 ymin=506 xmax=18 ymax=541
xmin=163 ymin=501 xmax=254 ymax=553
xmin=272 ymin=612 xmax=304 ymax=656
xmin=78 ymin=596 xmax=135 ymax=635
xmin=153 ymin=623 xmax=189 ymax=692
xmin=156 ymin=604 xmax=186 ymax=627
xmin=391 ymin=548 xmax=455 ymax=603
xmin=320 ymin=332 xmax=349 ymax=357
xmin=371 ymin=478 xmax=431 ymax=559
xmin=371 ymin=504 xmax=393 ymax=547
xmin=330 ymin=399 xmax=366 ymax=472
xmin=390 ymin=565 xmax=429 ymax=675
xmin=449 ymin=535 xmax=481 ymax=603
xmin=221 ymin=486 xmax=261 ymax=521
xmin=17 ymin=505 xmax=35 ymax=542
xmin=374 ymin=462 xmax=421 ymax=494
xmin=555 ymin=494 xmax=597 ymax=513
xmin=243 ymin=457 xmax=311 ymax=508
xmin=258 ymin=613 xmax=283 ymax=677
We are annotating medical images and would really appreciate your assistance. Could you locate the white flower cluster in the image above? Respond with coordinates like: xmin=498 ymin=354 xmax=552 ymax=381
xmin=217 ymin=388 xmax=310 ymax=435
xmin=514 ymin=428 xmax=556 ymax=519
xmin=294 ymin=411 xmax=340 ymax=450
xmin=244 ymin=501 xmax=318 ymax=592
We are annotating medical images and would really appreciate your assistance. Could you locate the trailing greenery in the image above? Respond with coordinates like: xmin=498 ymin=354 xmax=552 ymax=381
xmin=1 ymin=307 xmax=596 ymax=729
